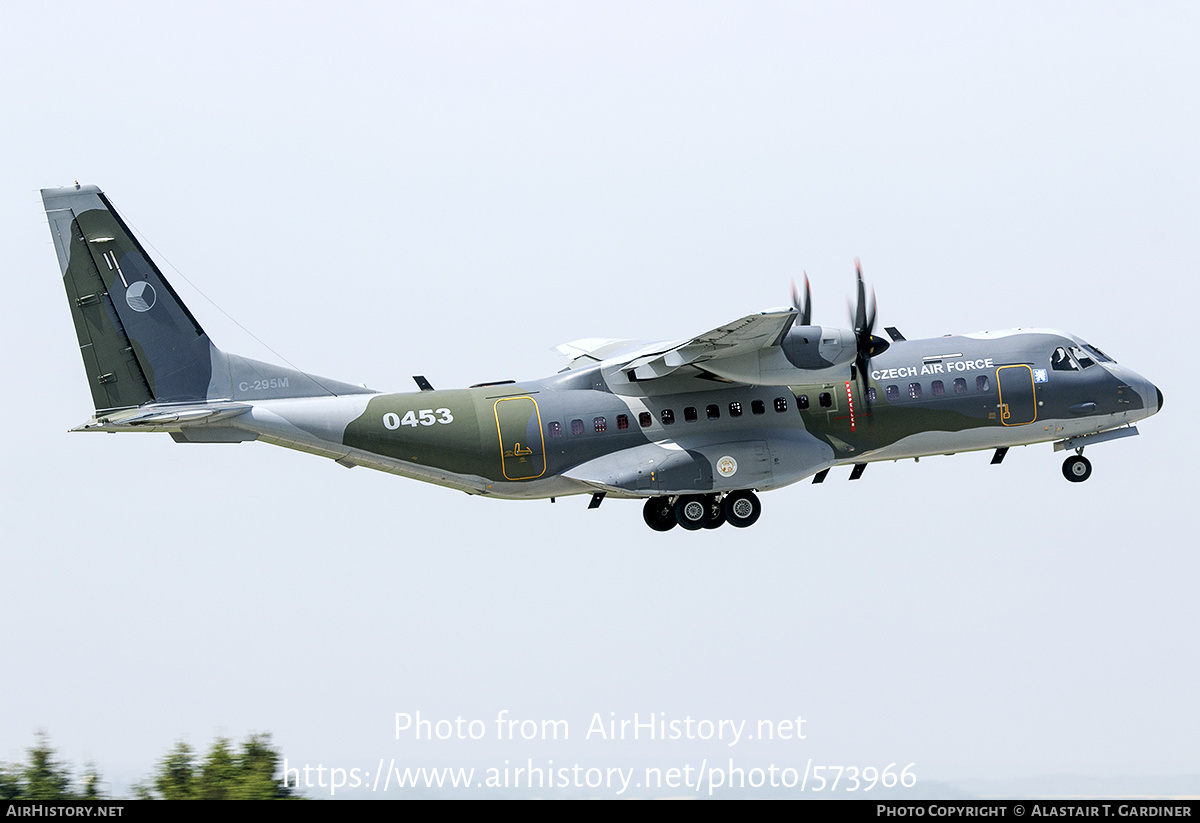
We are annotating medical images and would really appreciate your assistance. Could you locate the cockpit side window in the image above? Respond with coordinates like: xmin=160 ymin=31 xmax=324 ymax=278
xmin=1051 ymin=347 xmax=1078 ymax=371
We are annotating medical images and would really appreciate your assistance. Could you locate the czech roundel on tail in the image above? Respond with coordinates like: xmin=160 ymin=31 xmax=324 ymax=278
xmin=44 ymin=185 xmax=1163 ymax=532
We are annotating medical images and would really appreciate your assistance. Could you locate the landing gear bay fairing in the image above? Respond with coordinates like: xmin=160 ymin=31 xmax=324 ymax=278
xmin=44 ymin=185 xmax=1162 ymax=532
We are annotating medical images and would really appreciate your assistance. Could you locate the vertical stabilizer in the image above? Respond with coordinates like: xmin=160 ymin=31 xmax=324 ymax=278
xmin=43 ymin=185 xmax=214 ymax=410
xmin=43 ymin=185 xmax=376 ymax=412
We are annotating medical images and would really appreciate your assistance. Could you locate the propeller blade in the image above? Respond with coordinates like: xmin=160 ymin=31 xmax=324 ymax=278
xmin=790 ymin=272 xmax=812 ymax=325
xmin=867 ymin=286 xmax=877 ymax=339
xmin=854 ymin=258 xmax=868 ymax=337
xmin=849 ymin=258 xmax=889 ymax=390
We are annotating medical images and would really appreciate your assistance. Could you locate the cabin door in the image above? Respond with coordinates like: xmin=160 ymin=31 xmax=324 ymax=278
xmin=996 ymin=365 xmax=1038 ymax=426
xmin=494 ymin=396 xmax=546 ymax=480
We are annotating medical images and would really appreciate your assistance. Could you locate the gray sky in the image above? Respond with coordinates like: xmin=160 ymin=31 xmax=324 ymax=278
xmin=2 ymin=1 xmax=1196 ymax=798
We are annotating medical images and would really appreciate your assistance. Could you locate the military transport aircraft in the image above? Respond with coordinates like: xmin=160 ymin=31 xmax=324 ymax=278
xmin=43 ymin=184 xmax=1163 ymax=532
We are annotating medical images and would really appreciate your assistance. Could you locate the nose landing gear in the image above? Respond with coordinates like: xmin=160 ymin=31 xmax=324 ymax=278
xmin=1062 ymin=451 xmax=1092 ymax=483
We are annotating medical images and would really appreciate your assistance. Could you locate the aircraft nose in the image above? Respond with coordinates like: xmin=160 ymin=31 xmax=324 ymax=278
xmin=1118 ymin=364 xmax=1162 ymax=418
xmin=1140 ymin=378 xmax=1162 ymax=416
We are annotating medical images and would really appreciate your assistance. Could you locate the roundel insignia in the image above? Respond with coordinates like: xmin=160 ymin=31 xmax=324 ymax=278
xmin=126 ymin=281 xmax=157 ymax=312
xmin=716 ymin=455 xmax=738 ymax=477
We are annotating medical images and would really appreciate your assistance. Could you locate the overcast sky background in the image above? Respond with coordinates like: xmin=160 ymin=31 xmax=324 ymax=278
xmin=2 ymin=1 xmax=1197 ymax=798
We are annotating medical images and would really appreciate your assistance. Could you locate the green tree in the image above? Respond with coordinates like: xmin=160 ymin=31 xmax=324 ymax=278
xmin=147 ymin=741 xmax=197 ymax=800
xmin=22 ymin=733 xmax=73 ymax=800
xmin=0 ymin=763 xmax=22 ymax=800
xmin=141 ymin=734 xmax=295 ymax=800
xmin=229 ymin=734 xmax=293 ymax=800
xmin=80 ymin=763 xmax=102 ymax=799
xmin=196 ymin=737 xmax=237 ymax=800
xmin=0 ymin=732 xmax=102 ymax=800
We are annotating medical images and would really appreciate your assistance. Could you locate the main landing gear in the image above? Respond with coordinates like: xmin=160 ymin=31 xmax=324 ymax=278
xmin=642 ymin=491 xmax=762 ymax=532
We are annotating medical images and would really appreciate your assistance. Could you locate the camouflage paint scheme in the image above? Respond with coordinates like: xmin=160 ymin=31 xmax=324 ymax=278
xmin=44 ymin=185 xmax=1163 ymax=530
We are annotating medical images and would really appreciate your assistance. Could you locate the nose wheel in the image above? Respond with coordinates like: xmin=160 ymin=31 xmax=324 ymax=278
xmin=1062 ymin=454 xmax=1092 ymax=483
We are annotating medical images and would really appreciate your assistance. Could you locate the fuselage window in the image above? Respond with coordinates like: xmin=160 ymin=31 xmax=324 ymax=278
xmin=976 ymin=375 xmax=990 ymax=392
xmin=953 ymin=378 xmax=967 ymax=394
xmin=751 ymin=400 xmax=766 ymax=415
xmin=774 ymin=397 xmax=788 ymax=413
xmin=661 ymin=409 xmax=675 ymax=425
xmin=617 ymin=414 xmax=629 ymax=431
xmin=729 ymin=401 xmax=743 ymax=417
xmin=866 ymin=387 xmax=876 ymax=403
xmin=706 ymin=404 xmax=720 ymax=420
xmin=571 ymin=419 xmax=584 ymax=436
xmin=819 ymin=392 xmax=832 ymax=408
xmin=639 ymin=412 xmax=652 ymax=428
xmin=797 ymin=394 xmax=810 ymax=409
xmin=909 ymin=382 xmax=922 ymax=399
xmin=594 ymin=416 xmax=607 ymax=433
xmin=548 ymin=421 xmax=562 ymax=438
xmin=684 ymin=406 xmax=698 ymax=422
xmin=885 ymin=385 xmax=899 ymax=401
xmin=931 ymin=380 xmax=945 ymax=397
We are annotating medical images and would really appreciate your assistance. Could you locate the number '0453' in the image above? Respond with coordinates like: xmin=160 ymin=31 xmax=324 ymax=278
xmin=383 ymin=409 xmax=454 ymax=430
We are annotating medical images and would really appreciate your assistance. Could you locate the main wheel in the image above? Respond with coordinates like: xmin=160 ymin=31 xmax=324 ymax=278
xmin=1062 ymin=454 xmax=1092 ymax=483
xmin=643 ymin=497 xmax=677 ymax=531
xmin=723 ymin=490 xmax=762 ymax=528
xmin=703 ymin=495 xmax=727 ymax=529
xmin=674 ymin=495 xmax=711 ymax=530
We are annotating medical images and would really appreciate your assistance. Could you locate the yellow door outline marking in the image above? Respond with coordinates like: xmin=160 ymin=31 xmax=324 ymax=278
xmin=996 ymin=364 xmax=1038 ymax=426
xmin=494 ymin=396 xmax=546 ymax=480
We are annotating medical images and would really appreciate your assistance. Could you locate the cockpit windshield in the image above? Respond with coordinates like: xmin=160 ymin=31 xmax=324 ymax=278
xmin=1051 ymin=347 xmax=1079 ymax=371
xmin=1051 ymin=344 xmax=1106 ymax=371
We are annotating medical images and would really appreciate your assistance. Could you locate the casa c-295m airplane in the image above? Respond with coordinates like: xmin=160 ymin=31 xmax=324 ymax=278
xmin=43 ymin=184 xmax=1163 ymax=532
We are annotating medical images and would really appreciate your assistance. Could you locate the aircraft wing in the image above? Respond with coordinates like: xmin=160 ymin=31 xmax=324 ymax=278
xmin=555 ymin=338 xmax=667 ymax=370
xmin=624 ymin=309 xmax=798 ymax=380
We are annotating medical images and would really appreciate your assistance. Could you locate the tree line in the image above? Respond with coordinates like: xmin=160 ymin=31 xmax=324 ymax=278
xmin=0 ymin=732 xmax=296 ymax=800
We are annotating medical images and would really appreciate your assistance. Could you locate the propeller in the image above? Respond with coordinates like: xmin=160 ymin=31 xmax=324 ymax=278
xmin=846 ymin=259 xmax=891 ymax=424
xmin=850 ymin=258 xmax=889 ymax=375
xmin=790 ymin=272 xmax=812 ymax=325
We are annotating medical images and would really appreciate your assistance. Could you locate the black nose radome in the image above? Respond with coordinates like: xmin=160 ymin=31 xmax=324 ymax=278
xmin=1157 ymin=386 xmax=1164 ymax=412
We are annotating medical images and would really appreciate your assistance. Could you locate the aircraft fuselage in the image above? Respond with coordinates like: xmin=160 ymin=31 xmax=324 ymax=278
xmin=198 ymin=327 xmax=1159 ymax=509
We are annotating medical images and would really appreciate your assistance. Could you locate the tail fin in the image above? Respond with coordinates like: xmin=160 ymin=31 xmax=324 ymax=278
xmin=44 ymin=184 xmax=213 ymax=410
xmin=43 ymin=185 xmax=373 ymax=412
